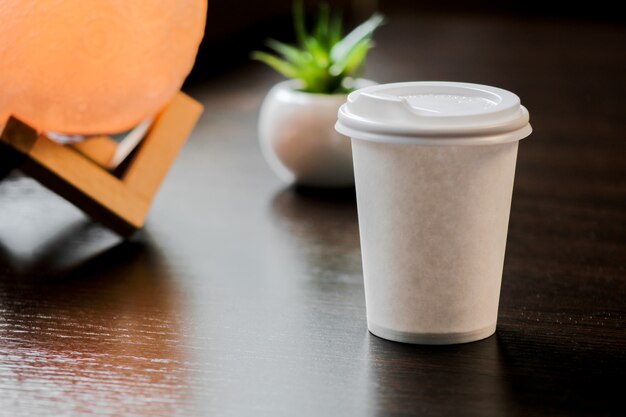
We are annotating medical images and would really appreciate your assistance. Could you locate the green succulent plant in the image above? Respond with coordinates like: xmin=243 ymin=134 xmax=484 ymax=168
xmin=252 ymin=1 xmax=384 ymax=94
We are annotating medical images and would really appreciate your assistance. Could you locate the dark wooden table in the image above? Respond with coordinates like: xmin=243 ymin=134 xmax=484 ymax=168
xmin=1 ymin=12 xmax=625 ymax=417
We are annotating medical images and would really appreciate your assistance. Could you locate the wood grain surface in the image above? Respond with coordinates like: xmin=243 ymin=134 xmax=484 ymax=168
xmin=1 ymin=11 xmax=624 ymax=417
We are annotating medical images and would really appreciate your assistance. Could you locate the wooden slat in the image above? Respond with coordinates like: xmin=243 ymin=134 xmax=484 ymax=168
xmin=1 ymin=117 xmax=148 ymax=236
xmin=70 ymin=135 xmax=119 ymax=169
xmin=1 ymin=117 xmax=39 ymax=181
xmin=122 ymin=92 xmax=203 ymax=201
xmin=1 ymin=115 xmax=40 ymax=152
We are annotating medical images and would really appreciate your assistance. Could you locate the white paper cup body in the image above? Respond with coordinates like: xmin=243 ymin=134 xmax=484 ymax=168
xmin=353 ymin=139 xmax=518 ymax=344
xmin=336 ymin=82 xmax=532 ymax=344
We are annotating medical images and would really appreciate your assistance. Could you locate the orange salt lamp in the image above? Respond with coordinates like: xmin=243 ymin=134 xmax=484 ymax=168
xmin=0 ymin=0 xmax=207 ymax=135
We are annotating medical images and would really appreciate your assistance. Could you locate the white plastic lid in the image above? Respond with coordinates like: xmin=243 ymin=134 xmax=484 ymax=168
xmin=336 ymin=81 xmax=532 ymax=145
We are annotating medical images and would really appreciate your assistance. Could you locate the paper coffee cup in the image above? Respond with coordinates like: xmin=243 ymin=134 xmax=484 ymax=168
xmin=335 ymin=81 xmax=532 ymax=344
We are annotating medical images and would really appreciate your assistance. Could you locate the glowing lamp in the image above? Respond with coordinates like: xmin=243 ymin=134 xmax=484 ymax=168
xmin=0 ymin=0 xmax=207 ymax=134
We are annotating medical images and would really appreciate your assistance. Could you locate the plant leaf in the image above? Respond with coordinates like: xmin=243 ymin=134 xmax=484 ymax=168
xmin=330 ymin=39 xmax=371 ymax=76
xmin=293 ymin=0 xmax=308 ymax=47
xmin=314 ymin=3 xmax=330 ymax=49
xmin=330 ymin=13 xmax=384 ymax=63
xmin=304 ymin=36 xmax=329 ymax=67
xmin=328 ymin=12 xmax=343 ymax=47
xmin=251 ymin=51 xmax=300 ymax=79
xmin=266 ymin=39 xmax=311 ymax=66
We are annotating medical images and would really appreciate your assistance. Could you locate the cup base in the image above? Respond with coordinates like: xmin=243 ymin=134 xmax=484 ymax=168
xmin=367 ymin=322 xmax=497 ymax=345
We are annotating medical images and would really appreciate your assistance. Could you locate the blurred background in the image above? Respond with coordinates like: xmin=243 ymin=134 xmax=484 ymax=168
xmin=189 ymin=0 xmax=625 ymax=82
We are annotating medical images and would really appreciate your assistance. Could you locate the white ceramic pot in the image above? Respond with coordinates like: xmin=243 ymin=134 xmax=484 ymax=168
xmin=259 ymin=79 xmax=374 ymax=187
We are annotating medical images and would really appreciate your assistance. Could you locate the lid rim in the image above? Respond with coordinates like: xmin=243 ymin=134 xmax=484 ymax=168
xmin=338 ymin=104 xmax=530 ymax=138
xmin=338 ymin=81 xmax=532 ymax=145
xmin=335 ymin=121 xmax=532 ymax=146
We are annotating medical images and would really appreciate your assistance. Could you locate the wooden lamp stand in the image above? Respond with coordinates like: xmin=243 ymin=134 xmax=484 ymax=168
xmin=0 ymin=92 xmax=203 ymax=237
